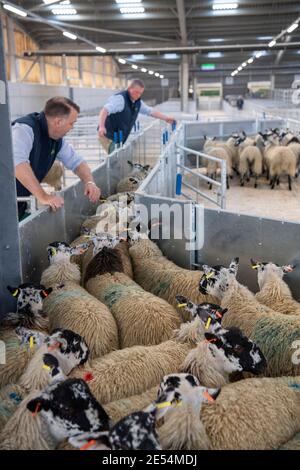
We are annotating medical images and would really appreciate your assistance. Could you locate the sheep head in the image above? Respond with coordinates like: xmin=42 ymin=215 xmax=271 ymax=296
xmin=251 ymin=259 xmax=295 ymax=290
xmin=47 ymin=241 xmax=89 ymax=264
xmin=198 ymin=258 xmax=239 ymax=299
xmin=175 ymin=296 xmax=227 ymax=325
xmin=5 ymin=283 xmax=52 ymax=329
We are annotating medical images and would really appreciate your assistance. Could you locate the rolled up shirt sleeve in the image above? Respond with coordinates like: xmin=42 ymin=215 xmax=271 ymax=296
xmin=12 ymin=123 xmax=34 ymax=167
xmin=139 ymin=100 xmax=153 ymax=116
xmin=103 ymin=95 xmax=125 ymax=115
xmin=56 ymin=139 xmax=86 ymax=172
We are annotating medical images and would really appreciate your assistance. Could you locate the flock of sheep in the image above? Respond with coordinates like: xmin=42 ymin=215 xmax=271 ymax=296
xmin=203 ymin=128 xmax=300 ymax=191
xmin=1 ymin=160 xmax=300 ymax=451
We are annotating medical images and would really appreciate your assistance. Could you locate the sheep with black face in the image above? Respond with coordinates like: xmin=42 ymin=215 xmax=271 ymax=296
xmin=0 ymin=283 xmax=52 ymax=388
xmin=41 ymin=241 xmax=119 ymax=358
xmin=198 ymin=258 xmax=300 ymax=377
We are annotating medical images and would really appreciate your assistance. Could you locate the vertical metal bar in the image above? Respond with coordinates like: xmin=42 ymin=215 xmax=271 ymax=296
xmin=6 ymin=16 xmax=18 ymax=82
xmin=220 ymin=159 xmax=227 ymax=209
xmin=39 ymin=56 xmax=46 ymax=85
xmin=0 ymin=20 xmax=22 ymax=317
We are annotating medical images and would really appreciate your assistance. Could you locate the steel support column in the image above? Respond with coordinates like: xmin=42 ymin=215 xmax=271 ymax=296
xmin=0 ymin=20 xmax=22 ymax=318
xmin=181 ymin=54 xmax=189 ymax=113
xmin=6 ymin=16 xmax=18 ymax=82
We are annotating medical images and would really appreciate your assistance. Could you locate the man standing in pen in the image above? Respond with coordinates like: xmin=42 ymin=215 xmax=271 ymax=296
xmin=98 ymin=78 xmax=176 ymax=154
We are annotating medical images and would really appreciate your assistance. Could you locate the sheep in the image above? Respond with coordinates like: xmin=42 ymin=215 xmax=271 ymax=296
xmin=41 ymin=241 xmax=119 ymax=358
xmin=80 ymin=232 xmax=133 ymax=280
xmin=238 ymin=145 xmax=262 ymax=188
xmin=0 ymin=328 xmax=89 ymax=430
xmin=104 ymin=373 xmax=300 ymax=450
xmin=263 ymin=134 xmax=297 ymax=190
xmin=116 ymin=175 xmax=141 ymax=193
xmin=0 ymin=346 xmax=88 ymax=451
xmin=157 ymin=374 xmax=300 ymax=450
xmin=0 ymin=283 xmax=52 ymax=387
xmin=26 ymin=378 xmax=160 ymax=451
xmin=69 ymin=308 xmax=265 ymax=406
xmin=128 ymin=238 xmax=218 ymax=321
xmin=116 ymin=162 xmax=150 ymax=194
xmin=42 ymin=161 xmax=64 ymax=191
xmin=83 ymin=246 xmax=182 ymax=348
xmin=199 ymin=258 xmax=300 ymax=377
xmin=252 ymin=260 xmax=300 ymax=316
xmin=203 ymin=137 xmax=232 ymax=188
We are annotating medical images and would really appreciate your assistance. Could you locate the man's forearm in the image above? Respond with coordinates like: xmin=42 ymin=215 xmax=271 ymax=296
xmin=15 ymin=162 xmax=47 ymax=200
xmin=98 ymin=108 xmax=108 ymax=127
xmin=150 ymin=110 xmax=169 ymax=121
xmin=74 ymin=162 xmax=95 ymax=184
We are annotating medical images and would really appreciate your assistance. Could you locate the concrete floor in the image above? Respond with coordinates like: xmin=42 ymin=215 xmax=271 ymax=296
xmin=183 ymin=169 xmax=300 ymax=223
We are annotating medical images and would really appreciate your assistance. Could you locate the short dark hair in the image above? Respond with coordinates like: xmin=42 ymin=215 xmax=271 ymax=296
xmin=44 ymin=97 xmax=80 ymax=118
xmin=128 ymin=79 xmax=145 ymax=89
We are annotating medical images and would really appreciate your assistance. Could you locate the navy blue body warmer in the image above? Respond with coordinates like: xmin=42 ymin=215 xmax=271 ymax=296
xmin=105 ymin=90 xmax=141 ymax=144
xmin=12 ymin=111 xmax=63 ymax=197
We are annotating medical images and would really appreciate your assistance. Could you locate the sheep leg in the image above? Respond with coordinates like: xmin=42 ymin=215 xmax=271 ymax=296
xmin=288 ymin=175 xmax=292 ymax=191
xmin=270 ymin=176 xmax=276 ymax=190
xmin=254 ymin=174 xmax=258 ymax=188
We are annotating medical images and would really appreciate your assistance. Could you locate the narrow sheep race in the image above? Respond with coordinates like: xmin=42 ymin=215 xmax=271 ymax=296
xmin=2 ymin=154 xmax=300 ymax=453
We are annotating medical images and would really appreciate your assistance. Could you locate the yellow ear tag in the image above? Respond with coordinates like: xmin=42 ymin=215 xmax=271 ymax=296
xmin=205 ymin=272 xmax=214 ymax=279
xmin=156 ymin=400 xmax=182 ymax=410
xmin=205 ymin=317 xmax=212 ymax=329
xmin=177 ymin=303 xmax=187 ymax=308
xmin=29 ymin=336 xmax=34 ymax=349
xmin=43 ymin=364 xmax=51 ymax=372
xmin=12 ymin=289 xmax=19 ymax=297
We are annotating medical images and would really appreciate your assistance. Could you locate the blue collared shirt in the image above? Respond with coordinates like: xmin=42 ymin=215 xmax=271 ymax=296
xmin=104 ymin=94 xmax=153 ymax=116
xmin=12 ymin=122 xmax=86 ymax=171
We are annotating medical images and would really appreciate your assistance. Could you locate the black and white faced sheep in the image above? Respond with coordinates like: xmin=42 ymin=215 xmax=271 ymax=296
xmin=0 ymin=328 xmax=89 ymax=434
xmin=26 ymin=377 xmax=160 ymax=451
xmin=41 ymin=241 xmax=119 ymax=358
xmin=198 ymin=258 xmax=300 ymax=377
xmin=251 ymin=259 xmax=300 ymax=316
xmin=0 ymin=284 xmax=52 ymax=387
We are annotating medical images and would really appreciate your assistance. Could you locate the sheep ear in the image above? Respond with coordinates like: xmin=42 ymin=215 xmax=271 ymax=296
xmin=250 ymin=259 xmax=260 ymax=270
xmin=282 ymin=264 xmax=295 ymax=273
xmin=40 ymin=288 xmax=53 ymax=299
xmin=175 ymin=295 xmax=188 ymax=305
xmin=7 ymin=286 xmax=20 ymax=298
xmin=201 ymin=264 xmax=212 ymax=274
xmin=228 ymin=258 xmax=239 ymax=276
xmin=205 ymin=387 xmax=221 ymax=401
xmin=27 ymin=397 xmax=45 ymax=414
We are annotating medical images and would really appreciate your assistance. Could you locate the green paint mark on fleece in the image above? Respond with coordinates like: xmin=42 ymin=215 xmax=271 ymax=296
xmin=102 ymin=283 xmax=143 ymax=309
xmin=252 ymin=316 xmax=300 ymax=374
xmin=152 ymin=280 xmax=170 ymax=297
xmin=46 ymin=289 xmax=92 ymax=310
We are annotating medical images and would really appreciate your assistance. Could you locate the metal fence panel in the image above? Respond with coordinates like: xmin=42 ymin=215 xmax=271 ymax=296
xmin=134 ymin=193 xmax=197 ymax=269
xmin=196 ymin=209 xmax=300 ymax=299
